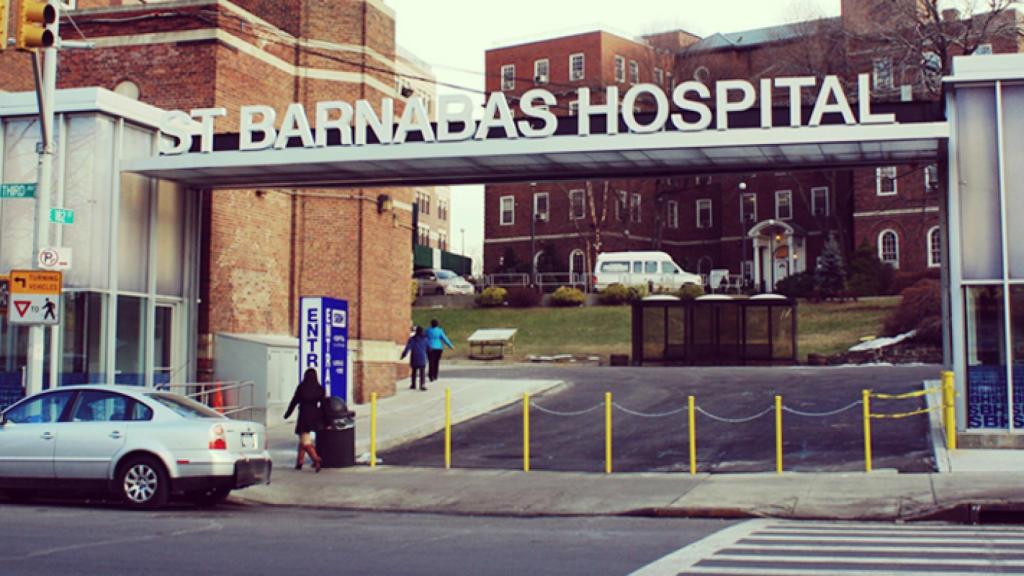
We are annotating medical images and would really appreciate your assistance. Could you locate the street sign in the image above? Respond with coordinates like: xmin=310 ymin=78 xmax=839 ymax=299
xmin=8 ymin=270 xmax=62 ymax=326
xmin=0 ymin=183 xmax=37 ymax=198
xmin=37 ymin=247 xmax=72 ymax=271
xmin=49 ymin=207 xmax=74 ymax=225
xmin=299 ymin=297 xmax=349 ymax=401
xmin=0 ymin=277 xmax=8 ymax=317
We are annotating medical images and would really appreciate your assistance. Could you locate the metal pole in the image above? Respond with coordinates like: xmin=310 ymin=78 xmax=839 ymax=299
xmin=444 ymin=387 xmax=452 ymax=470
xmin=775 ymin=395 xmax=783 ymax=474
xmin=26 ymin=11 xmax=60 ymax=396
xmin=688 ymin=395 xmax=696 ymax=475
xmin=529 ymin=183 xmax=536 ymax=288
xmin=863 ymin=389 xmax=873 ymax=473
xmin=604 ymin=391 xmax=612 ymax=474
xmin=370 ymin=392 xmax=378 ymax=468
xmin=523 ymin=392 xmax=530 ymax=472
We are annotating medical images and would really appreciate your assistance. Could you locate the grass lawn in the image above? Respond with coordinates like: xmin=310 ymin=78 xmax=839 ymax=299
xmin=413 ymin=296 xmax=899 ymax=363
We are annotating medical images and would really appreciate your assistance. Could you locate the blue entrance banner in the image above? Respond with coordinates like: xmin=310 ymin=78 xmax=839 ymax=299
xmin=299 ymin=297 xmax=349 ymax=401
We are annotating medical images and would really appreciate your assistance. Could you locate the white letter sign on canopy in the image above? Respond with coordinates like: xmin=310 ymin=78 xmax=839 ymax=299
xmin=159 ymin=74 xmax=896 ymax=154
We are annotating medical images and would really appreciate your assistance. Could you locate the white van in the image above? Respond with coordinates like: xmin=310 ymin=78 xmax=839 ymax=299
xmin=592 ymin=251 xmax=702 ymax=291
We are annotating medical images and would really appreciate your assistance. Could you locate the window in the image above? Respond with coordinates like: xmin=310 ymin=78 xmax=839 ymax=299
xmin=629 ymin=60 xmax=639 ymax=84
xmin=644 ymin=261 xmax=658 ymax=274
xmin=666 ymin=200 xmax=679 ymax=229
xmin=873 ymin=57 xmax=893 ymax=91
xmin=568 ymin=101 xmax=578 ymax=116
xmin=654 ymin=68 xmax=664 ymax=87
xmin=693 ymin=66 xmax=710 ymax=83
xmin=569 ymin=189 xmax=585 ymax=220
xmin=533 ymin=192 xmax=549 ymax=222
xmin=629 ymin=193 xmax=641 ymax=223
xmin=928 ymin=226 xmax=942 ymax=268
xmin=696 ymin=199 xmax=713 ymax=228
xmin=975 ymin=43 xmax=994 ymax=55
xmin=534 ymin=59 xmax=549 ymax=84
xmin=146 ymin=393 xmax=222 ymax=419
xmin=695 ymin=175 xmax=712 ymax=186
xmin=662 ymin=261 xmax=680 ymax=274
xmin=437 ymin=200 xmax=448 ymax=221
xmin=417 ymin=192 xmax=431 ymax=215
xmin=600 ymin=261 xmax=630 ymax=273
xmin=740 ymin=193 xmax=757 ymax=223
xmin=438 ymin=232 xmax=448 ymax=251
xmin=876 ymin=166 xmax=898 ymax=195
xmin=72 ymin=391 xmax=150 ymax=422
xmin=878 ymin=229 xmax=900 ymax=268
xmin=501 ymin=64 xmax=515 ymax=91
xmin=500 ymin=196 xmax=515 ymax=225
xmin=569 ymin=250 xmax=586 ymax=276
xmin=418 ymin=225 xmax=431 ymax=246
xmin=615 ymin=190 xmax=627 ymax=221
xmin=4 ymin=391 xmax=73 ymax=424
xmin=614 ymin=55 xmax=626 ymax=83
xmin=811 ymin=187 xmax=830 ymax=217
xmin=775 ymin=190 xmax=793 ymax=220
xmin=925 ymin=164 xmax=939 ymax=194
xmin=569 ymin=53 xmax=585 ymax=81
xmin=632 ymin=261 xmax=643 ymax=274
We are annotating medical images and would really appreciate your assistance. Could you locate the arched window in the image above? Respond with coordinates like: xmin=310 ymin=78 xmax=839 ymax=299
xmin=927 ymin=226 xmax=941 ymax=268
xmin=878 ymin=229 xmax=900 ymax=268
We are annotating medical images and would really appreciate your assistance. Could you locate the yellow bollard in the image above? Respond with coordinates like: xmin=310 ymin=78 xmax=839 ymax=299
xmin=605 ymin=392 xmax=612 ymax=474
xmin=370 ymin=392 xmax=378 ymax=469
xmin=445 ymin=387 xmax=452 ymax=470
xmin=688 ymin=395 xmax=696 ymax=475
xmin=942 ymin=371 xmax=957 ymax=451
xmin=523 ymin=392 xmax=531 ymax=472
xmin=863 ymin=389 xmax=872 ymax=473
xmin=775 ymin=395 xmax=783 ymax=474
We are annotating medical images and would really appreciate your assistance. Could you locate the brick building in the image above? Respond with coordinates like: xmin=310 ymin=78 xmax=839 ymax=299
xmin=483 ymin=1 xmax=1022 ymax=291
xmin=0 ymin=0 xmax=435 ymax=404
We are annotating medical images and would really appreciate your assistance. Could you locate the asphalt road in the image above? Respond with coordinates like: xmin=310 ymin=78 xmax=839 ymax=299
xmin=0 ymin=500 xmax=731 ymax=576
xmin=383 ymin=365 xmax=940 ymax=473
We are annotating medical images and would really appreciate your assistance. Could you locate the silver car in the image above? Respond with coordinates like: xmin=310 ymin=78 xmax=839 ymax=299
xmin=414 ymin=268 xmax=475 ymax=295
xmin=0 ymin=385 xmax=272 ymax=508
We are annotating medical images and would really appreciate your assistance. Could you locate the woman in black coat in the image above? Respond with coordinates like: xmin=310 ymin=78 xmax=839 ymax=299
xmin=284 ymin=368 xmax=325 ymax=472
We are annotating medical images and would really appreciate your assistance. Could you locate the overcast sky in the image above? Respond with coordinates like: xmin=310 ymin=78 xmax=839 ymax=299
xmin=385 ymin=0 xmax=841 ymax=273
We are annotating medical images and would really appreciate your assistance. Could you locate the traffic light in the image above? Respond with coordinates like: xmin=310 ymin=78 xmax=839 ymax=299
xmin=15 ymin=0 xmax=56 ymax=50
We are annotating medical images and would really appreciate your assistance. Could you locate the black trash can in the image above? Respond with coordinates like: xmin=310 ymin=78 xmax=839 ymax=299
xmin=316 ymin=396 xmax=356 ymax=468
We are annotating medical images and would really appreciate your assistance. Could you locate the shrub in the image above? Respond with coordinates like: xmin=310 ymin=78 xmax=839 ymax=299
xmin=599 ymin=283 xmax=632 ymax=305
xmin=884 ymin=279 xmax=942 ymax=345
xmin=626 ymin=284 xmax=649 ymax=302
xmin=475 ymin=286 xmax=507 ymax=308
xmin=847 ymin=242 xmax=895 ymax=296
xmin=815 ymin=235 xmax=846 ymax=298
xmin=676 ymin=283 xmax=705 ymax=300
xmin=550 ymin=286 xmax=585 ymax=307
xmin=775 ymin=271 xmax=817 ymax=298
xmin=890 ymin=268 xmax=940 ymax=295
xmin=505 ymin=286 xmax=542 ymax=308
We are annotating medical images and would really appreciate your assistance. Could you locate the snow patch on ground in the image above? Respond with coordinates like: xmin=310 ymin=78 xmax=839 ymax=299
xmin=848 ymin=330 xmax=917 ymax=352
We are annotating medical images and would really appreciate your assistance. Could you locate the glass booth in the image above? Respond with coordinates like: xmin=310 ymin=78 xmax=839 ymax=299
xmin=0 ymin=89 xmax=198 ymax=407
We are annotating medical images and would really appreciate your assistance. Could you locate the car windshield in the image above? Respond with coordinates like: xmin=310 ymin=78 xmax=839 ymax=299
xmin=436 ymin=270 xmax=457 ymax=279
xmin=146 ymin=393 xmax=223 ymax=419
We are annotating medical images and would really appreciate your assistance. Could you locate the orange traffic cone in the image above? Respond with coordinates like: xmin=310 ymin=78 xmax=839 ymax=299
xmin=211 ymin=381 xmax=225 ymax=413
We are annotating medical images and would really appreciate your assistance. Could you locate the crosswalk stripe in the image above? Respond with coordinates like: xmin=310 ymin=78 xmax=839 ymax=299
xmin=730 ymin=543 xmax=1024 ymax=555
xmin=711 ymin=552 xmax=1024 ymax=567
xmin=632 ymin=519 xmax=1024 ymax=576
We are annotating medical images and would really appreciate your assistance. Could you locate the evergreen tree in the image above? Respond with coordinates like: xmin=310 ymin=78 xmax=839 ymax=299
xmin=815 ymin=235 xmax=846 ymax=298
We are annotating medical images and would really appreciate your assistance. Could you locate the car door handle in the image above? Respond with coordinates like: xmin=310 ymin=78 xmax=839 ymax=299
xmin=109 ymin=431 xmax=123 ymax=440
xmin=40 ymin=432 xmax=54 ymax=440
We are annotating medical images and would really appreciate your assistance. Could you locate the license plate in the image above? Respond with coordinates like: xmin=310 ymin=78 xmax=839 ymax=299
xmin=241 ymin=433 xmax=255 ymax=448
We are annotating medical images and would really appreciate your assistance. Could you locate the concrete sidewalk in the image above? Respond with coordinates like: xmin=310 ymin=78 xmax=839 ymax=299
xmin=243 ymin=372 xmax=1024 ymax=521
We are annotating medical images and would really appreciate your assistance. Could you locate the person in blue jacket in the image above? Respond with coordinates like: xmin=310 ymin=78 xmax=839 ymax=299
xmin=424 ymin=318 xmax=454 ymax=383
xmin=401 ymin=325 xmax=430 ymax=391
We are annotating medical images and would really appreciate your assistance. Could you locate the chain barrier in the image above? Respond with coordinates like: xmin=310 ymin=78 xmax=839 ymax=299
xmin=782 ymin=400 xmax=863 ymax=418
xmin=529 ymin=401 xmax=603 ymax=417
xmin=870 ymin=405 xmax=942 ymax=420
xmin=695 ymin=405 xmax=774 ymax=424
xmin=870 ymin=386 xmax=941 ymax=400
xmin=611 ymin=402 xmax=688 ymax=419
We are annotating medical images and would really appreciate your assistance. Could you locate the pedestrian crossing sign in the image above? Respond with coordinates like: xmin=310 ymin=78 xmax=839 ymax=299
xmin=7 ymin=270 xmax=62 ymax=325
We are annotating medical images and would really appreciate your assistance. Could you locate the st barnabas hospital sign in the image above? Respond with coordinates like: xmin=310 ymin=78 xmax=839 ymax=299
xmin=158 ymin=74 xmax=896 ymax=155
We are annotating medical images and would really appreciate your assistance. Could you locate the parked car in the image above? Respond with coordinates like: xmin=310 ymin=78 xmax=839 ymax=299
xmin=0 ymin=385 xmax=272 ymax=508
xmin=592 ymin=251 xmax=702 ymax=291
xmin=413 ymin=268 xmax=475 ymax=295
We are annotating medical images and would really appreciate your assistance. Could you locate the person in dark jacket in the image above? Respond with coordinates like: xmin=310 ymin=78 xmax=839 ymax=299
xmin=284 ymin=368 xmax=325 ymax=472
xmin=425 ymin=319 xmax=454 ymax=383
xmin=401 ymin=326 xmax=430 ymax=391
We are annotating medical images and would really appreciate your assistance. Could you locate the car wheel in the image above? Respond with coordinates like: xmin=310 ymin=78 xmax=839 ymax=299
xmin=435 ymin=287 xmax=444 ymax=295
xmin=187 ymin=487 xmax=232 ymax=507
xmin=117 ymin=456 xmax=169 ymax=509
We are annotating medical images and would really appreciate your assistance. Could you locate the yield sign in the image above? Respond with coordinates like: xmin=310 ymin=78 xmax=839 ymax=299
xmin=14 ymin=301 xmax=30 ymax=317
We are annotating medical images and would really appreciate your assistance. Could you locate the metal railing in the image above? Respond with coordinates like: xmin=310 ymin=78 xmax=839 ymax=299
xmin=483 ymin=272 xmax=592 ymax=292
xmin=159 ymin=380 xmax=258 ymax=422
